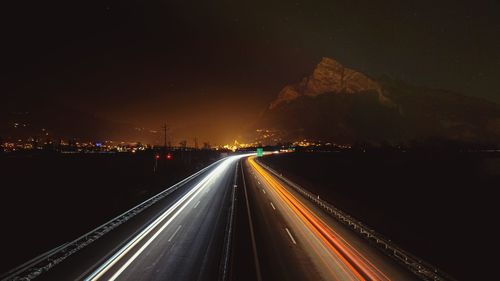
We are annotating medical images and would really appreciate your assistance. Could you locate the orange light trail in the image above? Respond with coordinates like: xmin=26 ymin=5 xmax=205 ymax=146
xmin=248 ymin=156 xmax=390 ymax=281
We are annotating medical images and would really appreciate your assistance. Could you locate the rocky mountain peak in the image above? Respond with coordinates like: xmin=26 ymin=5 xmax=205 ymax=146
xmin=270 ymin=57 xmax=391 ymax=109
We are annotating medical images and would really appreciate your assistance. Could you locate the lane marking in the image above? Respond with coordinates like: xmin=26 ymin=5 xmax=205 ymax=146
xmin=249 ymin=159 xmax=354 ymax=280
xmin=250 ymin=158 xmax=376 ymax=281
xmin=251 ymin=164 xmax=347 ymax=279
xmin=168 ymin=225 xmax=182 ymax=242
xmin=108 ymin=181 xmax=210 ymax=281
xmin=285 ymin=227 xmax=297 ymax=245
xmin=88 ymin=182 xmax=206 ymax=281
xmin=270 ymin=202 xmax=276 ymax=210
xmin=241 ymin=161 xmax=263 ymax=281
xmin=86 ymin=157 xmax=238 ymax=281
xmin=107 ymin=175 xmax=219 ymax=281
xmin=252 ymin=160 xmax=358 ymax=278
xmin=262 ymin=189 xmax=266 ymax=194
xmin=193 ymin=201 xmax=200 ymax=209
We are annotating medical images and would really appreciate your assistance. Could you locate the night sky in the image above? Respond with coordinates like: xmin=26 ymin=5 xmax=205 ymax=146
xmin=3 ymin=0 xmax=500 ymax=143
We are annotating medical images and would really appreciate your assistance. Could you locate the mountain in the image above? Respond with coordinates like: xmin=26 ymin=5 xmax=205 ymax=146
xmin=270 ymin=57 xmax=394 ymax=109
xmin=256 ymin=57 xmax=500 ymax=145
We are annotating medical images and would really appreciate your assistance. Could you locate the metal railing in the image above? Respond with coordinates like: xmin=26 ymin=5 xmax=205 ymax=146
xmin=1 ymin=158 xmax=225 ymax=281
xmin=219 ymin=161 xmax=239 ymax=281
xmin=255 ymin=158 xmax=455 ymax=281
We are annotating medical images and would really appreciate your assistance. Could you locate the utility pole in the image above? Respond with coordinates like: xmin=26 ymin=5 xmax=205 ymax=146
xmin=194 ymin=137 xmax=198 ymax=150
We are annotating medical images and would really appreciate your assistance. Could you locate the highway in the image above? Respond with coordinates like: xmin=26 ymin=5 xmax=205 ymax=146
xmin=240 ymin=156 xmax=419 ymax=281
xmin=80 ymin=155 xmax=247 ymax=281
xmin=15 ymin=155 xmax=249 ymax=281
xmin=5 ymin=154 xmax=427 ymax=281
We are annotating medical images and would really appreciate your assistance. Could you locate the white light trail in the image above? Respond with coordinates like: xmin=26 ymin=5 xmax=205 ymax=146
xmin=85 ymin=155 xmax=248 ymax=281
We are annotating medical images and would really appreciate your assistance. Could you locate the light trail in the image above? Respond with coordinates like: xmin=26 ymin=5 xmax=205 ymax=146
xmin=248 ymin=156 xmax=390 ymax=281
xmin=85 ymin=155 xmax=245 ymax=281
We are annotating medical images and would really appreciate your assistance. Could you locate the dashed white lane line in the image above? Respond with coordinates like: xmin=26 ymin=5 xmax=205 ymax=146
xmin=270 ymin=202 xmax=276 ymax=210
xmin=285 ymin=227 xmax=297 ymax=245
xmin=193 ymin=201 xmax=200 ymax=209
xmin=262 ymin=189 xmax=266 ymax=194
xmin=168 ymin=225 xmax=182 ymax=242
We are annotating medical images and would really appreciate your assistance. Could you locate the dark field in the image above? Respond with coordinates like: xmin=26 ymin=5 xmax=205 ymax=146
xmin=261 ymin=151 xmax=498 ymax=280
xmin=0 ymin=150 xmax=221 ymax=275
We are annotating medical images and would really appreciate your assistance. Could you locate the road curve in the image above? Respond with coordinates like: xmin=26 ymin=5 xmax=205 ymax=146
xmin=5 ymin=153 xmax=421 ymax=281
xmin=243 ymin=156 xmax=418 ymax=281
xmin=80 ymin=155 xmax=249 ymax=281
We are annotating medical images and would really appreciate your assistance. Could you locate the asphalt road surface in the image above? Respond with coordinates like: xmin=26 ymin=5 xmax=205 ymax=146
xmin=238 ymin=156 xmax=419 ymax=281
xmin=5 ymin=154 xmax=426 ymax=281
xmin=80 ymin=155 xmax=249 ymax=281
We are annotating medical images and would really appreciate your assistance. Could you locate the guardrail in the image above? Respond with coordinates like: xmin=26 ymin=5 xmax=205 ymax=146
xmin=255 ymin=158 xmax=455 ymax=281
xmin=1 ymin=158 xmax=226 ymax=281
xmin=219 ymin=161 xmax=239 ymax=281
